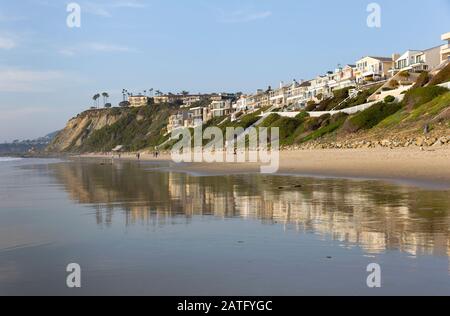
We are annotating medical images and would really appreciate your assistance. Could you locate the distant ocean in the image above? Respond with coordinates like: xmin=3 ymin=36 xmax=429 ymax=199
xmin=0 ymin=157 xmax=22 ymax=162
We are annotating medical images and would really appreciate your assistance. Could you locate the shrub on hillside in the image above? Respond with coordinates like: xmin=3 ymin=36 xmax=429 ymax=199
xmin=261 ymin=113 xmax=281 ymax=127
xmin=269 ymin=117 xmax=302 ymax=143
xmin=402 ymin=86 xmax=449 ymax=110
xmin=384 ymin=95 xmax=396 ymax=103
xmin=330 ymin=112 xmax=349 ymax=125
xmin=295 ymin=111 xmax=310 ymax=121
xmin=412 ymin=71 xmax=430 ymax=88
xmin=428 ymin=63 xmax=450 ymax=86
xmin=299 ymin=114 xmax=348 ymax=144
xmin=305 ymin=101 xmax=317 ymax=112
xmin=344 ymin=102 xmax=402 ymax=132
xmin=303 ymin=117 xmax=321 ymax=132
xmin=398 ymin=71 xmax=410 ymax=79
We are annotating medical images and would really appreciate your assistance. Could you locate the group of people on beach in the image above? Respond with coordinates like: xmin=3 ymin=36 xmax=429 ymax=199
xmin=109 ymin=151 xmax=160 ymax=161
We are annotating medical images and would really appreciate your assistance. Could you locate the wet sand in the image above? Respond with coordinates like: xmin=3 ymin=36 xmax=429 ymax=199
xmin=78 ymin=147 xmax=450 ymax=189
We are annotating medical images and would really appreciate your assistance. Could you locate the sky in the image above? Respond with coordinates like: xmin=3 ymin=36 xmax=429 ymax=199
xmin=0 ymin=0 xmax=449 ymax=141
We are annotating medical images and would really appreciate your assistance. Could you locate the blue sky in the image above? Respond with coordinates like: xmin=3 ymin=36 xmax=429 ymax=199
xmin=0 ymin=0 xmax=449 ymax=141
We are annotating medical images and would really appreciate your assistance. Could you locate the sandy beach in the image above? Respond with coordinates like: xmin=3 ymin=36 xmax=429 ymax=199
xmin=77 ymin=146 xmax=450 ymax=189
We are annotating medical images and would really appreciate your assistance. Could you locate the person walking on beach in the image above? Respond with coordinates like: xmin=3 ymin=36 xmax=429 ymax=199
xmin=136 ymin=152 xmax=141 ymax=160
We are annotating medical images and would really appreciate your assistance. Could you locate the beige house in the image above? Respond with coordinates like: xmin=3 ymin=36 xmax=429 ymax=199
xmin=128 ymin=95 xmax=149 ymax=107
xmin=441 ymin=32 xmax=450 ymax=62
xmin=246 ymin=90 xmax=271 ymax=110
xmin=181 ymin=95 xmax=210 ymax=108
xmin=355 ymin=56 xmax=393 ymax=83
xmin=327 ymin=65 xmax=357 ymax=90
xmin=167 ymin=111 xmax=189 ymax=133
xmin=153 ymin=94 xmax=183 ymax=104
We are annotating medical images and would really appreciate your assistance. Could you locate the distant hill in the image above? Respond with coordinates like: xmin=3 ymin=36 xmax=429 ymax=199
xmin=0 ymin=130 xmax=60 ymax=155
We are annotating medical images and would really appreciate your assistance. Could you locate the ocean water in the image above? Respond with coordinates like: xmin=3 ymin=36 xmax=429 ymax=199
xmin=0 ymin=157 xmax=22 ymax=162
xmin=0 ymin=158 xmax=449 ymax=295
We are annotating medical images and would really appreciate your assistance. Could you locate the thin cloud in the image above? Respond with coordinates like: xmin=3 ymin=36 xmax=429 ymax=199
xmin=0 ymin=13 xmax=26 ymax=22
xmin=82 ymin=0 xmax=147 ymax=17
xmin=59 ymin=42 xmax=135 ymax=56
xmin=0 ymin=68 xmax=64 ymax=92
xmin=219 ymin=10 xmax=273 ymax=23
xmin=0 ymin=107 xmax=51 ymax=121
xmin=0 ymin=36 xmax=16 ymax=50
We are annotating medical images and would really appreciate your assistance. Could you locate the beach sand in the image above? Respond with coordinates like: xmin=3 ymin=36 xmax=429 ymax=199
xmin=78 ymin=147 xmax=450 ymax=189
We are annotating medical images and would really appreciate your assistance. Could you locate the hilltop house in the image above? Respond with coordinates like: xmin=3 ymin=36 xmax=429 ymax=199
xmin=167 ymin=111 xmax=189 ymax=133
xmin=269 ymin=82 xmax=292 ymax=108
xmin=286 ymin=81 xmax=312 ymax=108
xmin=128 ymin=95 xmax=149 ymax=107
xmin=441 ymin=32 xmax=450 ymax=62
xmin=153 ymin=94 xmax=182 ymax=104
xmin=246 ymin=89 xmax=271 ymax=111
xmin=327 ymin=65 xmax=357 ymax=90
xmin=392 ymin=46 xmax=442 ymax=74
xmin=234 ymin=95 xmax=248 ymax=112
xmin=308 ymin=75 xmax=333 ymax=101
xmin=185 ymin=107 xmax=205 ymax=128
xmin=209 ymin=100 xmax=232 ymax=118
xmin=355 ymin=56 xmax=393 ymax=84
xmin=181 ymin=94 xmax=210 ymax=108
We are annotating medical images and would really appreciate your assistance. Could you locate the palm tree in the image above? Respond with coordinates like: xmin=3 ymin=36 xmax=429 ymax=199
xmin=155 ymin=90 xmax=163 ymax=96
xmin=181 ymin=90 xmax=189 ymax=96
xmin=102 ymin=92 xmax=109 ymax=107
xmin=149 ymin=88 xmax=154 ymax=96
xmin=92 ymin=94 xmax=101 ymax=108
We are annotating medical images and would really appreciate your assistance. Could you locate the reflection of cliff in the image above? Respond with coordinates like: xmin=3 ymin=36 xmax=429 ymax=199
xmin=50 ymin=161 xmax=450 ymax=257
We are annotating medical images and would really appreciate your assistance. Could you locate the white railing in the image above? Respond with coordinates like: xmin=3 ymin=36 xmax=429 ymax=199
xmin=438 ymin=82 xmax=450 ymax=89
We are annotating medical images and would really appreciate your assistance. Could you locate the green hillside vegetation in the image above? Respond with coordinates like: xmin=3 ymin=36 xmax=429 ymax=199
xmin=51 ymin=66 xmax=450 ymax=154
xmin=76 ymin=104 xmax=176 ymax=152
xmin=428 ymin=63 xmax=450 ymax=86
xmin=255 ymin=83 xmax=449 ymax=146
xmin=402 ymin=86 xmax=448 ymax=110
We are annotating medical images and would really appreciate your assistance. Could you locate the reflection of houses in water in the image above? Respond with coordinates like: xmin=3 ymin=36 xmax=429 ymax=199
xmin=51 ymin=162 xmax=450 ymax=258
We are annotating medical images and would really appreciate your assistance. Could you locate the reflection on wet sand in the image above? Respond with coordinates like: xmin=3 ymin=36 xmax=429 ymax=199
xmin=50 ymin=161 xmax=450 ymax=258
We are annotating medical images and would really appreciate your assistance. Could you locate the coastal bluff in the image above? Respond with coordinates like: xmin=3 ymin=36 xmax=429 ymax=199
xmin=47 ymin=105 xmax=175 ymax=153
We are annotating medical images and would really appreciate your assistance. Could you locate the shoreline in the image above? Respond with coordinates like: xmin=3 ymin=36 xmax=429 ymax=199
xmin=73 ymin=147 xmax=450 ymax=190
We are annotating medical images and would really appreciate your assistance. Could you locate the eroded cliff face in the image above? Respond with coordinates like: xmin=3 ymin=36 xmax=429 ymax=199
xmin=47 ymin=109 xmax=125 ymax=152
xmin=47 ymin=105 xmax=175 ymax=153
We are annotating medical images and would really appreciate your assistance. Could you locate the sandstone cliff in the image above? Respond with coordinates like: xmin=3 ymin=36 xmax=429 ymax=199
xmin=47 ymin=105 xmax=175 ymax=153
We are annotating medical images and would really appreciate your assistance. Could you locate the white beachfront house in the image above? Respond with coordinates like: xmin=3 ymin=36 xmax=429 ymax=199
xmin=441 ymin=32 xmax=450 ymax=62
xmin=286 ymin=81 xmax=311 ymax=108
xmin=233 ymin=95 xmax=248 ymax=112
xmin=308 ymin=75 xmax=333 ymax=101
xmin=355 ymin=56 xmax=393 ymax=84
xmin=392 ymin=46 xmax=442 ymax=74
xmin=185 ymin=107 xmax=205 ymax=128
xmin=209 ymin=100 xmax=232 ymax=118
